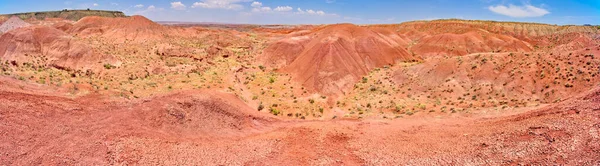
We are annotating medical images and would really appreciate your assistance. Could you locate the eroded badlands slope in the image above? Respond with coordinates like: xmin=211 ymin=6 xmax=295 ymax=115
xmin=0 ymin=15 xmax=599 ymax=165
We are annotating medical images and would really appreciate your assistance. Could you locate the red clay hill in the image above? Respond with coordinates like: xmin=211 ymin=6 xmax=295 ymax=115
xmin=0 ymin=16 xmax=31 ymax=33
xmin=382 ymin=20 xmax=598 ymax=56
xmin=0 ymin=26 xmax=116 ymax=72
xmin=68 ymin=15 xmax=168 ymax=42
xmin=2 ymin=12 xmax=600 ymax=164
xmin=263 ymin=23 xmax=420 ymax=95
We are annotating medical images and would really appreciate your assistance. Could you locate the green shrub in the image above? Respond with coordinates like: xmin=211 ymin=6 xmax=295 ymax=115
xmin=270 ymin=108 xmax=280 ymax=115
xmin=103 ymin=64 xmax=115 ymax=69
xmin=269 ymin=76 xmax=275 ymax=83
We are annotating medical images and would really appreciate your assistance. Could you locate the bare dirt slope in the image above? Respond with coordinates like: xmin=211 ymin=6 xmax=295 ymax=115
xmin=0 ymin=16 xmax=31 ymax=33
xmin=0 ymin=26 xmax=116 ymax=71
xmin=69 ymin=15 xmax=169 ymax=42
xmin=0 ymin=77 xmax=598 ymax=165
xmin=1 ymin=15 xmax=599 ymax=165
xmin=263 ymin=24 xmax=419 ymax=95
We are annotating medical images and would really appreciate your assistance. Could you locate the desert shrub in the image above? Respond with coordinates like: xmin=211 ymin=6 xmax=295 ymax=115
xmin=270 ymin=107 xmax=280 ymax=115
xmin=369 ymin=86 xmax=377 ymax=92
xmin=394 ymin=105 xmax=405 ymax=112
xmin=257 ymin=103 xmax=264 ymax=111
xmin=564 ymin=83 xmax=573 ymax=88
xmin=103 ymin=63 xmax=115 ymax=69
xmin=268 ymin=76 xmax=276 ymax=83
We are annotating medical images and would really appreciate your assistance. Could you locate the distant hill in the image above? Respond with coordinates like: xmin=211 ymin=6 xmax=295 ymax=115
xmin=0 ymin=9 xmax=126 ymax=21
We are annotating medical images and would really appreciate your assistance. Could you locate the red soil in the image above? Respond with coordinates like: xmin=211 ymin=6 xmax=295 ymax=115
xmin=0 ymin=77 xmax=598 ymax=165
xmin=0 ymin=26 xmax=116 ymax=71
xmin=52 ymin=22 xmax=73 ymax=32
xmin=69 ymin=15 xmax=168 ymax=42
xmin=393 ymin=46 xmax=600 ymax=108
xmin=1 ymin=17 xmax=599 ymax=164
xmin=0 ymin=16 xmax=31 ymax=33
xmin=264 ymin=24 xmax=420 ymax=95
xmin=411 ymin=31 xmax=532 ymax=57
xmin=374 ymin=20 xmax=598 ymax=56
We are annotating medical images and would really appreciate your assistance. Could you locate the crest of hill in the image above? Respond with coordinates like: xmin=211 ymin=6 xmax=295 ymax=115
xmin=69 ymin=15 xmax=167 ymax=42
xmin=264 ymin=23 xmax=419 ymax=95
xmin=0 ymin=26 xmax=116 ymax=71
xmin=0 ymin=16 xmax=31 ymax=33
xmin=0 ymin=10 xmax=126 ymax=21
xmin=410 ymin=30 xmax=533 ymax=57
xmin=369 ymin=19 xmax=599 ymax=57
xmin=0 ymin=16 xmax=6 ymax=24
xmin=391 ymin=19 xmax=598 ymax=38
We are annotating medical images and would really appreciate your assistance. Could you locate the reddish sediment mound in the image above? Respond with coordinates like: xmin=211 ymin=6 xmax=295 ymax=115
xmin=52 ymin=21 xmax=73 ymax=31
xmin=1 ymin=75 xmax=598 ymax=164
xmin=264 ymin=23 xmax=419 ymax=95
xmin=411 ymin=30 xmax=532 ymax=57
xmin=0 ymin=16 xmax=31 ymax=33
xmin=392 ymin=47 xmax=600 ymax=107
xmin=373 ymin=20 xmax=598 ymax=57
xmin=69 ymin=15 xmax=167 ymax=42
xmin=0 ymin=26 xmax=115 ymax=71
xmin=130 ymin=91 xmax=275 ymax=134
xmin=552 ymin=33 xmax=598 ymax=51
xmin=0 ymin=87 xmax=275 ymax=165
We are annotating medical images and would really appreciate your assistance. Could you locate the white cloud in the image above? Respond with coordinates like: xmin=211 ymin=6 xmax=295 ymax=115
xmin=488 ymin=4 xmax=550 ymax=18
xmin=134 ymin=5 xmax=164 ymax=14
xmin=134 ymin=4 xmax=144 ymax=8
xmin=274 ymin=6 xmax=292 ymax=12
xmin=296 ymin=8 xmax=327 ymax=16
xmin=192 ymin=0 xmax=251 ymax=10
xmin=261 ymin=6 xmax=271 ymax=11
xmin=171 ymin=1 xmax=187 ymax=10
xmin=326 ymin=0 xmax=336 ymax=3
xmin=93 ymin=3 xmax=98 ymax=6
xmin=111 ymin=2 xmax=118 ymax=6
xmin=249 ymin=4 xmax=334 ymax=17
xmin=251 ymin=1 xmax=262 ymax=8
xmin=307 ymin=9 xmax=324 ymax=16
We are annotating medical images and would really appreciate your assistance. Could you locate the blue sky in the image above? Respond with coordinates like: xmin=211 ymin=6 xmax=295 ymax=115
xmin=0 ymin=0 xmax=599 ymax=25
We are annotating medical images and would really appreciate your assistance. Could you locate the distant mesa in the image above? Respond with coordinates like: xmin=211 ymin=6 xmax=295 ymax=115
xmin=0 ymin=9 xmax=126 ymax=21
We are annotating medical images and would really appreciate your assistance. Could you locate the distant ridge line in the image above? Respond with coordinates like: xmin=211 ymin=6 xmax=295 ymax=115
xmin=0 ymin=10 xmax=127 ymax=21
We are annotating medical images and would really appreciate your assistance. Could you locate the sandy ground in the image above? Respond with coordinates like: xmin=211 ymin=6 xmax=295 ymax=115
xmin=1 ymin=16 xmax=600 ymax=165
xmin=1 ymin=77 xmax=598 ymax=165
